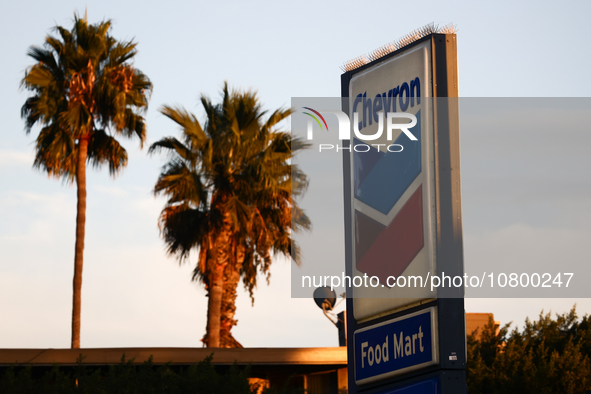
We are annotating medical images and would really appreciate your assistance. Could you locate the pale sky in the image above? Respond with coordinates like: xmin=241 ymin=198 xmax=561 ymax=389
xmin=1 ymin=1 xmax=591 ymax=349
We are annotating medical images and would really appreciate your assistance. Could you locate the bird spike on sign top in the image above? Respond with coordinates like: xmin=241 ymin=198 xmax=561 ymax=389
xmin=340 ymin=22 xmax=457 ymax=72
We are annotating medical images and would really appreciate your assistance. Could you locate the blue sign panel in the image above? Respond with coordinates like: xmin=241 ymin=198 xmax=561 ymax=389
xmin=354 ymin=307 xmax=438 ymax=384
xmin=354 ymin=110 xmax=422 ymax=215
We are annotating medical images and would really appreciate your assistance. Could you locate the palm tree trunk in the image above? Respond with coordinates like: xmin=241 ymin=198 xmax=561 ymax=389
xmin=220 ymin=244 xmax=244 ymax=348
xmin=206 ymin=265 xmax=224 ymax=348
xmin=71 ymin=136 xmax=88 ymax=349
xmin=206 ymin=211 xmax=233 ymax=348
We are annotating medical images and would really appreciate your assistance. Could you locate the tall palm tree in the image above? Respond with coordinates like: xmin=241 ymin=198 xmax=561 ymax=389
xmin=20 ymin=14 xmax=152 ymax=348
xmin=150 ymin=83 xmax=309 ymax=347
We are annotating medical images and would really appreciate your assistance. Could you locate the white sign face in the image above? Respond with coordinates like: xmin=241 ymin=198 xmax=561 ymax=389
xmin=348 ymin=41 xmax=438 ymax=320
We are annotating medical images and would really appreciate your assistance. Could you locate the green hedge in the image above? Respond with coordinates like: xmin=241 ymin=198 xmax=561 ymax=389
xmin=0 ymin=355 xmax=302 ymax=394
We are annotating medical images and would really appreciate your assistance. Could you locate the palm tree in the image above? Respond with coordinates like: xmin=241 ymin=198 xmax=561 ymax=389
xmin=150 ymin=83 xmax=309 ymax=347
xmin=20 ymin=14 xmax=152 ymax=349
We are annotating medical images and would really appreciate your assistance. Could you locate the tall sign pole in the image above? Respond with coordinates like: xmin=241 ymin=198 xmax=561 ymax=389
xmin=341 ymin=32 xmax=466 ymax=393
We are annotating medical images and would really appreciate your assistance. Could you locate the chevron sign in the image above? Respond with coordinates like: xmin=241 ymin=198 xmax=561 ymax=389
xmin=348 ymin=44 xmax=436 ymax=301
xmin=344 ymin=32 xmax=465 ymax=393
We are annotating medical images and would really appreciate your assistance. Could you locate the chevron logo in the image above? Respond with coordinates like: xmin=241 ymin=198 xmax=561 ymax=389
xmin=354 ymin=110 xmax=424 ymax=285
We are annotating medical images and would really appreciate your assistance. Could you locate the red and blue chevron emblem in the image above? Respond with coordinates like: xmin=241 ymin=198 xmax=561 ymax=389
xmin=353 ymin=110 xmax=424 ymax=285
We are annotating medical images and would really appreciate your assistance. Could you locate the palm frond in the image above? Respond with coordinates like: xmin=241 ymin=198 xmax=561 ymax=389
xmin=33 ymin=122 xmax=77 ymax=182
xmin=160 ymin=105 xmax=207 ymax=144
xmin=159 ymin=206 xmax=209 ymax=260
xmin=87 ymin=129 xmax=128 ymax=175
